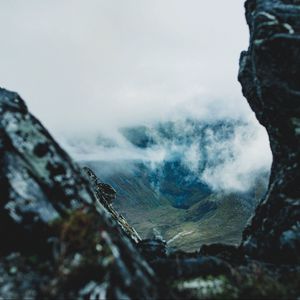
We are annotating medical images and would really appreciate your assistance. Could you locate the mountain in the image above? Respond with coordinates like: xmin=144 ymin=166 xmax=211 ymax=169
xmin=83 ymin=119 xmax=268 ymax=251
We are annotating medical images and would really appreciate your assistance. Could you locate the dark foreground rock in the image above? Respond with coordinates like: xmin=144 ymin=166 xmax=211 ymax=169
xmin=238 ymin=0 xmax=300 ymax=263
xmin=0 ymin=88 xmax=156 ymax=299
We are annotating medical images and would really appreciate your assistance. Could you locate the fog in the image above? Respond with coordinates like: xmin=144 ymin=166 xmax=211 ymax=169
xmin=0 ymin=1 xmax=272 ymax=192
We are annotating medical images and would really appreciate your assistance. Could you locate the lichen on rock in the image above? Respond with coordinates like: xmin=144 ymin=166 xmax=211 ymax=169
xmin=0 ymin=88 xmax=156 ymax=299
xmin=238 ymin=0 xmax=300 ymax=264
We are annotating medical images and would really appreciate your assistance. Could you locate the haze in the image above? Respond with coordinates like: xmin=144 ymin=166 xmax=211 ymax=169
xmin=0 ymin=1 xmax=272 ymax=191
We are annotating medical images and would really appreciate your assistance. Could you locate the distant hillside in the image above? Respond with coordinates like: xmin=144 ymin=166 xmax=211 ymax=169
xmin=82 ymin=119 xmax=269 ymax=251
xmin=83 ymin=160 xmax=267 ymax=251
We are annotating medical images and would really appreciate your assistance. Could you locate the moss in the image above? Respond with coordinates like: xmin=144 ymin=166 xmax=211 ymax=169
xmin=44 ymin=209 xmax=116 ymax=298
xmin=60 ymin=210 xmax=98 ymax=254
xmin=50 ymin=208 xmax=109 ymax=259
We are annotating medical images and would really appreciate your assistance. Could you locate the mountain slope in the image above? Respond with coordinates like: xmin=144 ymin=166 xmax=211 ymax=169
xmin=84 ymin=158 xmax=267 ymax=251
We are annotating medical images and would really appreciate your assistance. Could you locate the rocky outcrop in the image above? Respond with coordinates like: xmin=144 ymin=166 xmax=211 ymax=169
xmin=0 ymin=88 xmax=156 ymax=299
xmin=83 ymin=167 xmax=141 ymax=243
xmin=238 ymin=0 xmax=300 ymax=263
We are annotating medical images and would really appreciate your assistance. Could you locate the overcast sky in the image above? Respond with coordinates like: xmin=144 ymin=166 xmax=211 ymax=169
xmin=0 ymin=0 xmax=252 ymax=137
xmin=0 ymin=1 xmax=273 ymax=191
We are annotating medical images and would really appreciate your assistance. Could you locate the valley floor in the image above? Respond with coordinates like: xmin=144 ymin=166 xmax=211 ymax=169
xmin=115 ymin=194 xmax=253 ymax=251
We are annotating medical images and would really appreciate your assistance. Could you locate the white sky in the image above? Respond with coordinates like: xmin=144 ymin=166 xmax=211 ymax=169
xmin=0 ymin=0 xmax=251 ymax=138
xmin=0 ymin=1 xmax=273 ymax=191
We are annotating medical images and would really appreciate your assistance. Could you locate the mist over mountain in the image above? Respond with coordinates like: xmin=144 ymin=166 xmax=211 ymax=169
xmin=68 ymin=116 xmax=271 ymax=193
xmin=0 ymin=0 xmax=272 ymax=201
xmin=1 ymin=0 xmax=272 ymax=249
xmin=68 ymin=114 xmax=271 ymax=251
xmin=79 ymin=117 xmax=270 ymax=250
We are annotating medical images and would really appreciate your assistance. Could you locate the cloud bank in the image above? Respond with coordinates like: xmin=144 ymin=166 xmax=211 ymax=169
xmin=0 ymin=1 xmax=272 ymax=192
xmin=67 ymin=117 xmax=271 ymax=192
xmin=1 ymin=0 xmax=250 ymax=134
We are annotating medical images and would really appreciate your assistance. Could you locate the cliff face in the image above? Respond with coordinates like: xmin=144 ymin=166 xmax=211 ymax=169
xmin=238 ymin=0 xmax=300 ymax=263
xmin=0 ymin=88 xmax=155 ymax=299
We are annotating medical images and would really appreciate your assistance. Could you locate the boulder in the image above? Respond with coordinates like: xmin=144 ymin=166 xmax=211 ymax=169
xmin=0 ymin=88 xmax=156 ymax=299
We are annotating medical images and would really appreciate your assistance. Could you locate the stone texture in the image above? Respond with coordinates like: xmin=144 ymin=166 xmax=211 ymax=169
xmin=83 ymin=167 xmax=141 ymax=243
xmin=238 ymin=0 xmax=300 ymax=263
xmin=0 ymin=88 xmax=156 ymax=299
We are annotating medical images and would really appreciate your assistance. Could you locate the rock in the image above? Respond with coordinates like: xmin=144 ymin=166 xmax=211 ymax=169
xmin=0 ymin=88 xmax=156 ymax=299
xmin=138 ymin=239 xmax=168 ymax=261
xmin=83 ymin=167 xmax=141 ymax=243
xmin=238 ymin=0 xmax=300 ymax=263
xmin=200 ymin=243 xmax=245 ymax=264
xmin=1 ymin=0 xmax=300 ymax=297
xmin=82 ymin=167 xmax=116 ymax=206
xmin=150 ymin=256 xmax=232 ymax=280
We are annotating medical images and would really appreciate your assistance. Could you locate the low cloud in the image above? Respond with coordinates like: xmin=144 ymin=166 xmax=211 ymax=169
xmin=0 ymin=0 xmax=249 ymax=136
xmin=64 ymin=113 xmax=272 ymax=192
xmin=0 ymin=1 xmax=272 ymax=192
